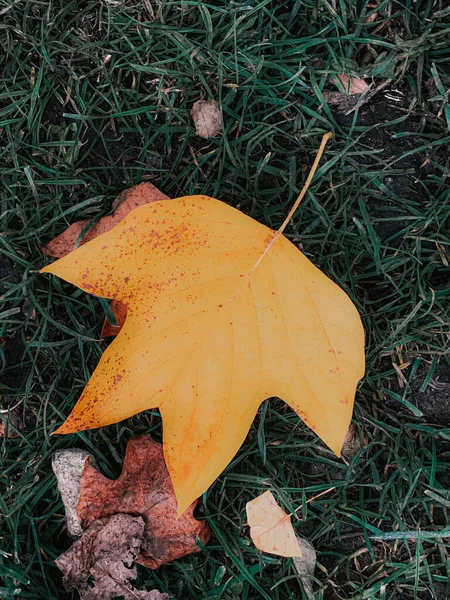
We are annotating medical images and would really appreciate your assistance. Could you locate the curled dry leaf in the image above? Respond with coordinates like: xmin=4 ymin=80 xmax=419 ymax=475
xmin=77 ymin=435 xmax=211 ymax=568
xmin=41 ymin=135 xmax=365 ymax=515
xmin=42 ymin=182 xmax=169 ymax=338
xmin=191 ymin=99 xmax=222 ymax=138
xmin=246 ymin=491 xmax=301 ymax=557
xmin=56 ymin=513 xmax=169 ymax=600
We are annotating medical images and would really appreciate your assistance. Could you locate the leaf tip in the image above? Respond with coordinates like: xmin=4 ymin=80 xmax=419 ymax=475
xmin=330 ymin=437 xmax=345 ymax=458
xmin=52 ymin=425 xmax=66 ymax=436
xmin=176 ymin=499 xmax=190 ymax=519
xmin=53 ymin=420 xmax=78 ymax=436
xmin=40 ymin=262 xmax=62 ymax=277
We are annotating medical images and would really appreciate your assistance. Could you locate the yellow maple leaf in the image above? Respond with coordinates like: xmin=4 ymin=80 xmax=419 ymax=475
xmin=246 ymin=491 xmax=301 ymax=557
xmin=41 ymin=134 xmax=364 ymax=515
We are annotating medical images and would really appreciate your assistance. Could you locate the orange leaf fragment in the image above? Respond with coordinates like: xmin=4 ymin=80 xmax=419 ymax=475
xmin=41 ymin=135 xmax=365 ymax=515
xmin=42 ymin=182 xmax=169 ymax=258
xmin=76 ymin=435 xmax=211 ymax=569
xmin=246 ymin=491 xmax=302 ymax=557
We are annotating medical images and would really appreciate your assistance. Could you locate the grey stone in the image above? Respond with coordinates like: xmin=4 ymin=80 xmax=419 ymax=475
xmin=52 ymin=448 xmax=95 ymax=537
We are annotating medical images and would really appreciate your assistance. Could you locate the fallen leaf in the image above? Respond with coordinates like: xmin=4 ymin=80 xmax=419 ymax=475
xmin=76 ymin=435 xmax=211 ymax=568
xmin=42 ymin=182 xmax=169 ymax=258
xmin=56 ymin=513 xmax=169 ymax=600
xmin=323 ymin=75 xmax=370 ymax=112
xmin=0 ymin=406 xmax=21 ymax=438
xmin=336 ymin=74 xmax=370 ymax=95
xmin=365 ymin=11 xmax=378 ymax=24
xmin=191 ymin=99 xmax=222 ymax=138
xmin=322 ymin=91 xmax=357 ymax=113
xmin=293 ymin=537 xmax=316 ymax=600
xmin=41 ymin=134 xmax=365 ymax=515
xmin=43 ymin=182 xmax=169 ymax=338
xmin=246 ymin=491 xmax=301 ymax=557
xmin=52 ymin=448 xmax=96 ymax=537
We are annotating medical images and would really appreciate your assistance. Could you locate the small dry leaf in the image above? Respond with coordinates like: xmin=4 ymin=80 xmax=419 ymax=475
xmin=191 ymin=99 xmax=222 ymax=138
xmin=0 ymin=406 xmax=21 ymax=438
xmin=42 ymin=182 xmax=169 ymax=338
xmin=336 ymin=74 xmax=369 ymax=95
xmin=322 ymin=91 xmax=356 ymax=110
xmin=56 ymin=513 xmax=169 ymax=600
xmin=77 ymin=435 xmax=211 ymax=568
xmin=246 ymin=491 xmax=301 ymax=557
xmin=323 ymin=75 xmax=369 ymax=112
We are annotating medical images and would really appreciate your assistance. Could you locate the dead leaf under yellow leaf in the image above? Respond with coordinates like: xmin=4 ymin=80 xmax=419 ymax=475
xmin=42 ymin=182 xmax=169 ymax=338
xmin=246 ymin=491 xmax=301 ymax=557
xmin=41 ymin=142 xmax=364 ymax=515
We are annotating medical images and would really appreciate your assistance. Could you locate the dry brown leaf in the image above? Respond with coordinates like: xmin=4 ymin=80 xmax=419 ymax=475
xmin=246 ymin=491 xmax=301 ymax=557
xmin=366 ymin=12 xmax=378 ymax=23
xmin=191 ymin=99 xmax=222 ymax=138
xmin=42 ymin=182 xmax=169 ymax=338
xmin=77 ymin=435 xmax=211 ymax=568
xmin=336 ymin=74 xmax=370 ymax=95
xmin=42 ymin=183 xmax=169 ymax=258
xmin=56 ymin=513 xmax=169 ymax=600
xmin=323 ymin=75 xmax=369 ymax=112
xmin=0 ymin=406 xmax=22 ymax=438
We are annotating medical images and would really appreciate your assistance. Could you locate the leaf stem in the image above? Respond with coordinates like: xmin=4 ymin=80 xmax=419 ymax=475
xmin=278 ymin=132 xmax=333 ymax=235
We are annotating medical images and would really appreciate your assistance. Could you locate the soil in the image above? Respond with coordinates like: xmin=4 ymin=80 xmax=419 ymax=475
xmin=385 ymin=360 xmax=450 ymax=429
xmin=407 ymin=363 xmax=450 ymax=423
xmin=80 ymin=122 xmax=143 ymax=170
xmin=334 ymin=87 xmax=450 ymax=430
xmin=335 ymin=90 xmax=431 ymax=242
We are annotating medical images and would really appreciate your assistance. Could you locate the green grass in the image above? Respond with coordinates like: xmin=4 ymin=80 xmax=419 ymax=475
xmin=1 ymin=1 xmax=450 ymax=598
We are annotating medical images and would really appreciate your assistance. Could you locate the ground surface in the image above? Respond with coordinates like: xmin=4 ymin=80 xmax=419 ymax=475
xmin=1 ymin=1 xmax=450 ymax=599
